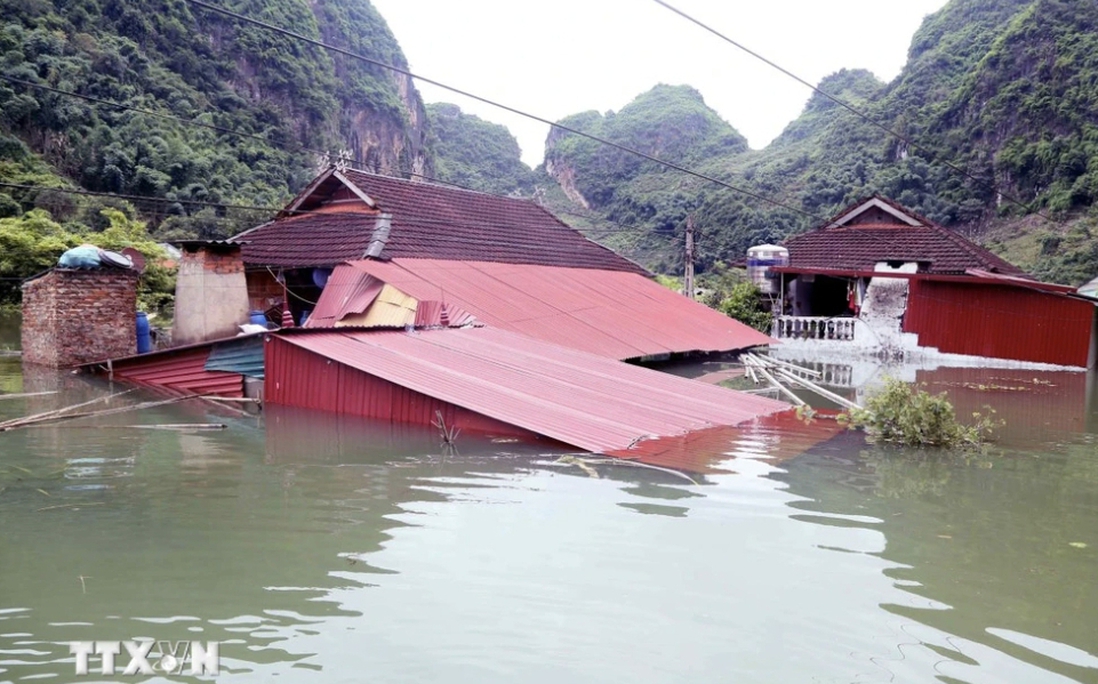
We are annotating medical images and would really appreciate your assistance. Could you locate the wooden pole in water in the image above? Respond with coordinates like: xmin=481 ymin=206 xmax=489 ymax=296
xmin=0 ymin=390 xmax=134 ymax=431
xmin=775 ymin=368 xmax=861 ymax=410
xmin=0 ymin=391 xmax=58 ymax=401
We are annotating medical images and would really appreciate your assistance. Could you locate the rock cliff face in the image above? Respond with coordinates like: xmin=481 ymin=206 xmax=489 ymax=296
xmin=0 ymin=0 xmax=430 ymax=237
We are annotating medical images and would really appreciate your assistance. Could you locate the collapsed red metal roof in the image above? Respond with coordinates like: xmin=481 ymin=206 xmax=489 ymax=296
xmin=306 ymin=259 xmax=774 ymax=359
xmin=269 ymin=327 xmax=790 ymax=455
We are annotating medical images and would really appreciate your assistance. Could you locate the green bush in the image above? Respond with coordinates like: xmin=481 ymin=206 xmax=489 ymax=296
xmin=717 ymin=281 xmax=772 ymax=333
xmin=842 ymin=378 xmax=998 ymax=449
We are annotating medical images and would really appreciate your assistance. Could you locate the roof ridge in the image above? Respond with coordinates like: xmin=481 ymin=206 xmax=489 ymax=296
xmin=341 ymin=167 xmax=543 ymax=208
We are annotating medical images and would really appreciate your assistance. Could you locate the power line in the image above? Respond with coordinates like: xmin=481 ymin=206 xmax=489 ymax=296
xmin=0 ymin=70 xmax=740 ymax=242
xmin=651 ymin=0 xmax=1054 ymax=223
xmin=0 ymin=182 xmax=281 ymax=214
xmin=185 ymin=0 xmax=819 ymax=223
xmin=0 ymin=76 xmax=658 ymax=237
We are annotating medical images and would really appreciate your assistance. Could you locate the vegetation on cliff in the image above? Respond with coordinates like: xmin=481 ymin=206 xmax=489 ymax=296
xmin=541 ymin=0 xmax=1098 ymax=285
xmin=426 ymin=103 xmax=536 ymax=195
xmin=0 ymin=0 xmax=430 ymax=302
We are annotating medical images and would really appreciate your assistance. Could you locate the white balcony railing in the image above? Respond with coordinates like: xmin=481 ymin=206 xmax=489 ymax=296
xmin=773 ymin=316 xmax=856 ymax=341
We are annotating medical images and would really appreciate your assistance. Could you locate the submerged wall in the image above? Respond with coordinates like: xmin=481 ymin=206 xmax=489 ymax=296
xmin=21 ymin=269 xmax=138 ymax=367
xmin=264 ymin=336 xmax=537 ymax=438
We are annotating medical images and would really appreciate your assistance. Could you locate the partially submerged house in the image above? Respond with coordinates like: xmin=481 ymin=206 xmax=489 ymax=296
xmin=769 ymin=196 xmax=1097 ymax=368
xmin=233 ymin=168 xmax=772 ymax=359
xmin=81 ymin=168 xmax=787 ymax=466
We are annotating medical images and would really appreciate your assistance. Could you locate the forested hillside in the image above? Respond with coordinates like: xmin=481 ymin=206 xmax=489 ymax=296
xmin=540 ymin=0 xmax=1098 ymax=285
xmin=0 ymin=0 xmax=434 ymax=303
xmin=426 ymin=103 xmax=536 ymax=196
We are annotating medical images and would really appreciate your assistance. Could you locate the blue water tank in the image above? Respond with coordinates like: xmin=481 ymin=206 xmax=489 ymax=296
xmin=136 ymin=312 xmax=152 ymax=354
xmin=249 ymin=310 xmax=268 ymax=327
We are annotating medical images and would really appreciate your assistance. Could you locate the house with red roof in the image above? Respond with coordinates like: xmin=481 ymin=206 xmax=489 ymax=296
xmin=80 ymin=168 xmax=793 ymax=467
xmin=770 ymin=196 xmax=1096 ymax=368
xmin=232 ymin=167 xmax=773 ymax=360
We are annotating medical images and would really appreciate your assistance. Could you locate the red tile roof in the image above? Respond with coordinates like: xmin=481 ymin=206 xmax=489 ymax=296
xmin=783 ymin=196 xmax=1026 ymax=276
xmin=310 ymin=259 xmax=775 ymax=359
xmin=236 ymin=170 xmax=647 ymax=274
xmin=272 ymin=327 xmax=789 ymax=457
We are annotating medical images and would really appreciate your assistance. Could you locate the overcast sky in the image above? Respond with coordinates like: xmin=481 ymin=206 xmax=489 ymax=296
xmin=370 ymin=0 xmax=950 ymax=167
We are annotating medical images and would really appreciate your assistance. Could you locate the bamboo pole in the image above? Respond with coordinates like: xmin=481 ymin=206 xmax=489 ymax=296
xmin=0 ymin=394 xmax=201 ymax=431
xmin=756 ymin=354 xmax=824 ymax=378
xmin=0 ymin=391 xmax=58 ymax=401
xmin=745 ymin=359 xmax=806 ymax=407
xmin=776 ymin=369 xmax=861 ymax=410
xmin=0 ymin=390 xmax=135 ymax=430
xmin=23 ymin=423 xmax=227 ymax=431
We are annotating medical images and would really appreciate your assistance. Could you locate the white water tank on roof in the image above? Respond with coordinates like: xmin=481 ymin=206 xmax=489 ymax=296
xmin=746 ymin=244 xmax=789 ymax=294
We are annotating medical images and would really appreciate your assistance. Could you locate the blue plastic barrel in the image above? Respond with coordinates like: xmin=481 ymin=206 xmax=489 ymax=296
xmin=136 ymin=312 xmax=152 ymax=354
xmin=249 ymin=310 xmax=267 ymax=326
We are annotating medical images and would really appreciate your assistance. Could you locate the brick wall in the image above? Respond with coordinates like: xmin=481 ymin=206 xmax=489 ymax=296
xmin=21 ymin=269 xmax=138 ymax=367
xmin=246 ymin=269 xmax=285 ymax=314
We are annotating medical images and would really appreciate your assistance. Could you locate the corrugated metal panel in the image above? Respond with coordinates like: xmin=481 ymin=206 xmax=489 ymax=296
xmin=325 ymin=259 xmax=773 ymax=359
xmin=264 ymin=337 xmax=539 ymax=437
xmin=304 ymin=269 xmax=384 ymax=328
xmin=265 ymin=327 xmax=788 ymax=455
xmin=205 ymin=337 xmax=265 ymax=378
xmin=336 ymin=284 xmax=417 ymax=328
xmin=411 ymin=301 xmax=478 ymax=328
xmin=904 ymin=280 xmax=1094 ymax=367
xmin=111 ymin=347 xmax=244 ymax=397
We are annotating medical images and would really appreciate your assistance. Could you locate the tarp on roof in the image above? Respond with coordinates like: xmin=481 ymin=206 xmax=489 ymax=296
xmin=271 ymin=327 xmax=789 ymax=456
xmin=306 ymin=258 xmax=774 ymax=359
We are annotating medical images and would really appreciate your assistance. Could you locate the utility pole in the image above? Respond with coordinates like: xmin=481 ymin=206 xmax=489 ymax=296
xmin=683 ymin=214 xmax=695 ymax=300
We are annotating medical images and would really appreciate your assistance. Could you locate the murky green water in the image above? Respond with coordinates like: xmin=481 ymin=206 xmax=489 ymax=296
xmin=2 ymin=313 xmax=1097 ymax=683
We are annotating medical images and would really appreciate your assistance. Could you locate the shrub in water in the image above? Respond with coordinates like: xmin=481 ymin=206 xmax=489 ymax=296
xmin=841 ymin=378 xmax=997 ymax=449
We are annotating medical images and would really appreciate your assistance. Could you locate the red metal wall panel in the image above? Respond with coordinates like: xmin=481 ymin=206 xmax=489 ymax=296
xmin=903 ymin=280 xmax=1094 ymax=367
xmin=111 ymin=347 xmax=244 ymax=397
xmin=264 ymin=337 xmax=538 ymax=437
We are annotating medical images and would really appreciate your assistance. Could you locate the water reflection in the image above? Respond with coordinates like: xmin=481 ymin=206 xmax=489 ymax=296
xmin=777 ymin=429 xmax=1098 ymax=683
xmin=1 ymin=318 xmax=1097 ymax=682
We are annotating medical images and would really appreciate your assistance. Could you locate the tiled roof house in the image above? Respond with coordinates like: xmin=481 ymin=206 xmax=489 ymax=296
xmin=782 ymin=195 xmax=1026 ymax=276
xmin=770 ymin=196 xmax=1095 ymax=368
xmin=232 ymin=167 xmax=773 ymax=360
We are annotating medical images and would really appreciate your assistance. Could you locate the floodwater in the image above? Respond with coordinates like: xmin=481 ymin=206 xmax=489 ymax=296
xmin=1 ymin=313 xmax=1097 ymax=683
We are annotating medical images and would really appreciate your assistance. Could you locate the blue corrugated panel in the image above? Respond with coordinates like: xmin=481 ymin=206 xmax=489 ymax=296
xmin=205 ymin=337 xmax=266 ymax=378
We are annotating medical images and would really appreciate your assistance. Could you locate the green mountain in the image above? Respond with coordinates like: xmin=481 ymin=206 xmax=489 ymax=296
xmin=425 ymin=103 xmax=536 ymax=196
xmin=541 ymin=0 xmax=1098 ymax=285
xmin=0 ymin=0 xmax=428 ymax=241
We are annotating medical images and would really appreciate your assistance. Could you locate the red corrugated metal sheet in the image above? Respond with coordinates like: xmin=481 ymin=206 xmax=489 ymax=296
xmin=264 ymin=337 xmax=533 ymax=436
xmin=314 ymin=259 xmax=773 ymax=359
xmin=265 ymin=327 xmax=789 ymax=455
xmin=904 ymin=280 xmax=1094 ymax=367
xmin=305 ymin=267 xmax=385 ymax=328
xmin=110 ymin=347 xmax=244 ymax=397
